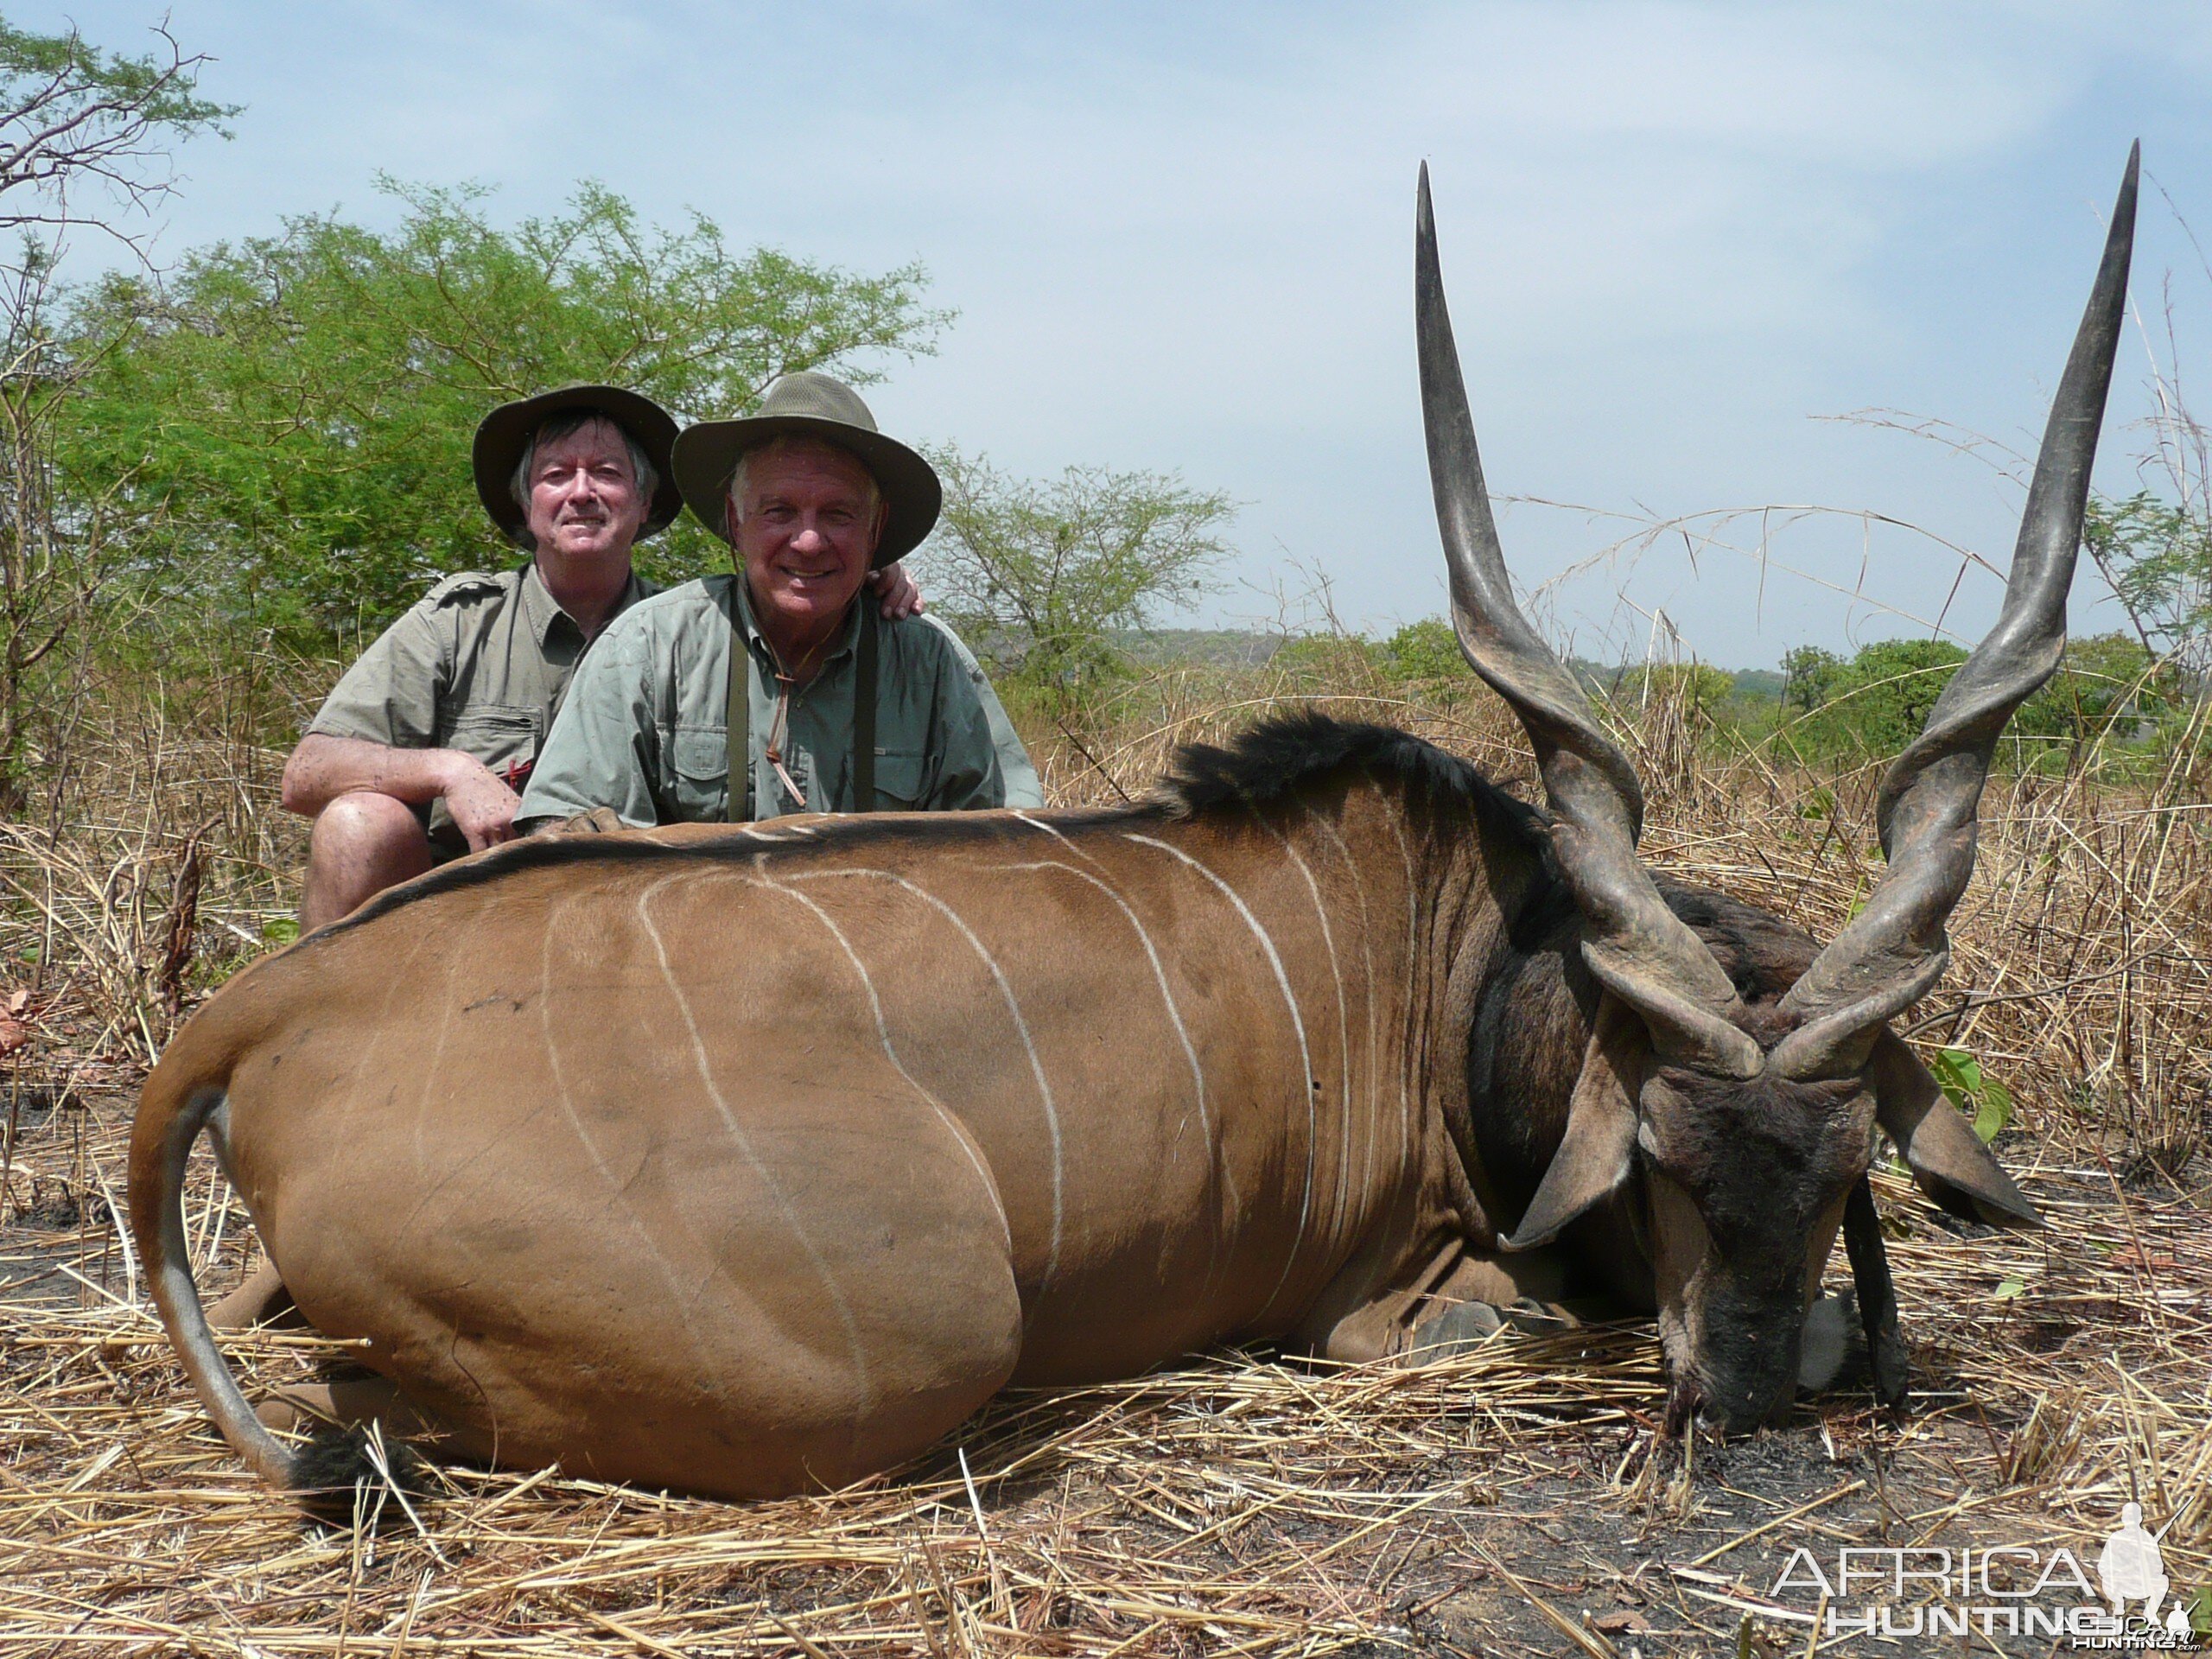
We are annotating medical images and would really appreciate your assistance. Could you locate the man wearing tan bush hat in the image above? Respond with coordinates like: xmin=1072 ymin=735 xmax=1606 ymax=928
xmin=519 ymin=372 xmax=1039 ymax=829
xmin=281 ymin=385 xmax=942 ymax=933
xmin=226 ymin=385 xmax=942 ymax=1338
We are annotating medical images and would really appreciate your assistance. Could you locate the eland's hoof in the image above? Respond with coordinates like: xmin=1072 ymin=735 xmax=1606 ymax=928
xmin=1408 ymin=1298 xmax=1506 ymax=1358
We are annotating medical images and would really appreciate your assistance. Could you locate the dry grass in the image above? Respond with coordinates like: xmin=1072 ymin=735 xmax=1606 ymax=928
xmin=2 ymin=653 xmax=2209 ymax=1656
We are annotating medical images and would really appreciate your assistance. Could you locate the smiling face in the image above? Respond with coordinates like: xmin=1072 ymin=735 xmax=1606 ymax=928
xmin=522 ymin=416 xmax=650 ymax=573
xmin=731 ymin=439 xmax=886 ymax=662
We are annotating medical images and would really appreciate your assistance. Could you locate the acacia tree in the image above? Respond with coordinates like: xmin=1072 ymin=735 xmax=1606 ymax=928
xmin=921 ymin=446 xmax=1236 ymax=706
xmin=0 ymin=18 xmax=229 ymax=243
xmin=2084 ymin=488 xmax=2212 ymax=680
xmin=60 ymin=180 xmax=950 ymax=642
xmin=0 ymin=18 xmax=229 ymax=805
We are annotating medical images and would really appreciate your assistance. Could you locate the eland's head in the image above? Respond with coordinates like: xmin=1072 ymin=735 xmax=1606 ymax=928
xmin=1418 ymin=149 xmax=2136 ymax=1433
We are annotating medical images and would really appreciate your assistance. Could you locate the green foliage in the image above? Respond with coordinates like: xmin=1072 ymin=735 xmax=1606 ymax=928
xmin=57 ymin=180 xmax=948 ymax=643
xmin=1270 ymin=632 xmax=1383 ymax=684
xmin=1928 ymin=1046 xmax=2014 ymax=1144
xmin=1788 ymin=638 xmax=1966 ymax=757
xmin=2016 ymin=632 xmax=2175 ymax=744
xmin=922 ymin=448 xmax=1236 ymax=709
xmin=2084 ymin=488 xmax=2212 ymax=670
xmin=1780 ymin=645 xmax=1845 ymax=714
xmin=0 ymin=18 xmax=234 ymax=234
xmin=1376 ymin=618 xmax=1469 ymax=683
xmin=1271 ymin=619 xmax=1473 ymax=690
xmin=0 ymin=18 xmax=231 ymax=124
xmin=1774 ymin=632 xmax=2177 ymax=764
xmin=1605 ymin=661 xmax=1735 ymax=715
xmin=0 ymin=15 xmax=232 ymax=805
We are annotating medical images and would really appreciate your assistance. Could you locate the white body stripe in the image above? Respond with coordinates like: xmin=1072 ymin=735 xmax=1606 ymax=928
xmin=1262 ymin=823 xmax=1355 ymax=1249
xmin=534 ymin=893 xmax=720 ymax=1383
xmin=747 ymin=871 xmax=1011 ymax=1253
xmin=1306 ymin=810 xmax=1382 ymax=1212
xmin=789 ymin=868 xmax=1061 ymax=1285
xmin=636 ymin=874 xmax=873 ymax=1409
xmin=1382 ymin=810 xmax=1421 ymax=1180
xmin=1123 ymin=833 xmax=1318 ymax=1314
xmin=992 ymin=855 xmax=1232 ymax=1285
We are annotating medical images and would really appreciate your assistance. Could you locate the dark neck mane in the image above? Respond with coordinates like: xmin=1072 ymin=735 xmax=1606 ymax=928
xmin=1156 ymin=711 xmax=1535 ymax=832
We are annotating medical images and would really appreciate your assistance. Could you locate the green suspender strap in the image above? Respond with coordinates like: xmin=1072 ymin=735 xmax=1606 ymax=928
xmin=725 ymin=586 xmax=878 ymax=821
xmin=725 ymin=581 xmax=749 ymax=823
xmin=852 ymin=602 xmax=877 ymax=810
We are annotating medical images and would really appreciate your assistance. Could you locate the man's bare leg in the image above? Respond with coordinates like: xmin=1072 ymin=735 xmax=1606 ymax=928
xmin=300 ymin=791 xmax=437 ymax=932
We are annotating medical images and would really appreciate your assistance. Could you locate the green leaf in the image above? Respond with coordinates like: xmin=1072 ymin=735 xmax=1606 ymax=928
xmin=259 ymin=918 xmax=300 ymax=946
xmin=1929 ymin=1046 xmax=1980 ymax=1105
xmin=2188 ymin=1585 xmax=2212 ymax=1635
xmin=1992 ymin=1276 xmax=2025 ymax=1301
xmin=1971 ymin=1077 xmax=2014 ymax=1146
xmin=1929 ymin=1046 xmax=2013 ymax=1143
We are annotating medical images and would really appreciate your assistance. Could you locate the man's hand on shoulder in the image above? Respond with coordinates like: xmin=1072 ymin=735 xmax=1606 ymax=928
xmin=440 ymin=753 xmax=524 ymax=851
xmin=868 ymin=561 xmax=925 ymax=620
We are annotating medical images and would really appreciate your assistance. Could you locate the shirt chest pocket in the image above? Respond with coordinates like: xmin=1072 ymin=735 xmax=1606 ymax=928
xmin=669 ymin=726 xmax=730 ymax=819
xmin=869 ymin=747 xmax=931 ymax=810
xmin=444 ymin=706 xmax=540 ymax=781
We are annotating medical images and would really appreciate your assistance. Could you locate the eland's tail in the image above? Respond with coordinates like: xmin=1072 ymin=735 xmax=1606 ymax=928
xmin=127 ymin=998 xmax=299 ymax=1490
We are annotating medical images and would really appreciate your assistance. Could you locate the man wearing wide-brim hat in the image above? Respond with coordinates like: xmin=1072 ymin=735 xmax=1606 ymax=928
xmin=227 ymin=383 xmax=938 ymax=1338
xmin=518 ymin=371 xmax=1038 ymax=830
xmin=281 ymin=384 xmax=939 ymax=934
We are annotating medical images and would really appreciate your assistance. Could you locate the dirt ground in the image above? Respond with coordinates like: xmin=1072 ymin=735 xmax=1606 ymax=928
xmin=3 ymin=1081 xmax=2208 ymax=1657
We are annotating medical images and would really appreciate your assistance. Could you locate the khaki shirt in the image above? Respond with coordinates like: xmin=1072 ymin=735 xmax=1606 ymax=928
xmin=307 ymin=563 xmax=654 ymax=854
xmin=518 ymin=574 xmax=1033 ymax=826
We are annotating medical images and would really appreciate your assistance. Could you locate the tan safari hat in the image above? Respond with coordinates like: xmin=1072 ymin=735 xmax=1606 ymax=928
xmin=473 ymin=385 xmax=684 ymax=546
xmin=671 ymin=372 xmax=941 ymax=569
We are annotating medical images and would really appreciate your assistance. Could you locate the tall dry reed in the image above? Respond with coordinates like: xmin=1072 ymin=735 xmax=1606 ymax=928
xmin=0 ymin=649 xmax=2208 ymax=1656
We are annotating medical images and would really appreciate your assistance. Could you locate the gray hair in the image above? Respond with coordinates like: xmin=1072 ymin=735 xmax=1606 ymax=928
xmin=510 ymin=409 xmax=658 ymax=532
xmin=725 ymin=435 xmax=880 ymax=530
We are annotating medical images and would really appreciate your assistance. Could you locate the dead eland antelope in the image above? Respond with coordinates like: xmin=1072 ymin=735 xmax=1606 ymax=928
xmin=130 ymin=153 xmax=2132 ymax=1501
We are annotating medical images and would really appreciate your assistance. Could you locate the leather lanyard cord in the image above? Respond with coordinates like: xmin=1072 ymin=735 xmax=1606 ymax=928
xmin=726 ymin=583 xmax=877 ymax=821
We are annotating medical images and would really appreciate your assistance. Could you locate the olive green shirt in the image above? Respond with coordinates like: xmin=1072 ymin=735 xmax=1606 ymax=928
xmin=518 ymin=574 xmax=1035 ymax=827
xmin=306 ymin=562 xmax=655 ymax=855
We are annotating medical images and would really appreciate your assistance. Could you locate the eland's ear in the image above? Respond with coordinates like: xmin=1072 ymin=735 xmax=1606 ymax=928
xmin=1841 ymin=1176 xmax=1910 ymax=1408
xmin=1868 ymin=1031 xmax=2042 ymax=1229
xmin=1504 ymin=993 xmax=1648 ymax=1251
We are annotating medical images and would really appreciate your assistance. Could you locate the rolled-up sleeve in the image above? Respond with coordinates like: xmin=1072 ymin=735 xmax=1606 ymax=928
xmin=518 ymin=618 xmax=664 ymax=829
xmin=306 ymin=604 xmax=448 ymax=747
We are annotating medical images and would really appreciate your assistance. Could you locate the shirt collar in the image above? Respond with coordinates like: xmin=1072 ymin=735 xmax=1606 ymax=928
xmin=730 ymin=567 xmax=864 ymax=671
xmin=522 ymin=558 xmax=646 ymax=648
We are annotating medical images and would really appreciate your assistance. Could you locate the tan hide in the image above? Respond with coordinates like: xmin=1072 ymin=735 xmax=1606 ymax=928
xmin=132 ymin=788 xmax=1535 ymax=1498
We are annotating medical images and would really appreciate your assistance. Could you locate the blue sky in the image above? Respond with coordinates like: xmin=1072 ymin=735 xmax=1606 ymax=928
xmin=23 ymin=2 xmax=2210 ymax=666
